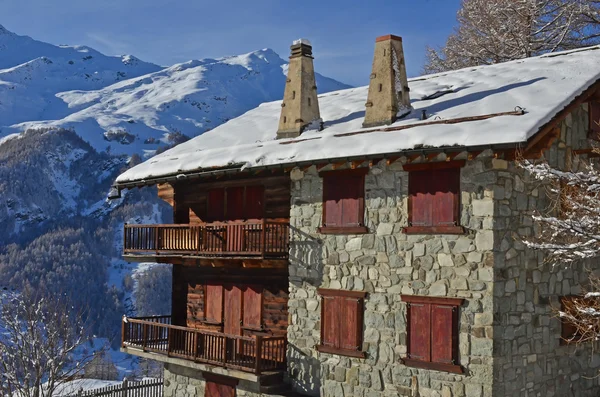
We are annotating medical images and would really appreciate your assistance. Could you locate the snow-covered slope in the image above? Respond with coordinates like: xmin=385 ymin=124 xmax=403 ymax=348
xmin=0 ymin=25 xmax=162 ymax=126
xmin=0 ymin=25 xmax=350 ymax=154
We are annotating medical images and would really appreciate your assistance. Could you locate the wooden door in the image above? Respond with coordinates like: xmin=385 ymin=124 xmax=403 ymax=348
xmin=223 ymin=285 xmax=243 ymax=336
xmin=205 ymin=381 xmax=235 ymax=397
xmin=223 ymin=285 xmax=243 ymax=362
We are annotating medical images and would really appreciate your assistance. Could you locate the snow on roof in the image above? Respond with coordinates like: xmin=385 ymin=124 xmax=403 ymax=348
xmin=116 ymin=46 xmax=600 ymax=185
xmin=293 ymin=38 xmax=312 ymax=46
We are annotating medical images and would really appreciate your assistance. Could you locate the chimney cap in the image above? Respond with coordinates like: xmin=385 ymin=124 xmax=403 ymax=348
xmin=293 ymin=38 xmax=312 ymax=47
xmin=375 ymin=34 xmax=402 ymax=43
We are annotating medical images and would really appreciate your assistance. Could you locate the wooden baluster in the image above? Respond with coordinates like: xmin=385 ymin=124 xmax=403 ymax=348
xmin=260 ymin=218 xmax=267 ymax=259
xmin=121 ymin=316 xmax=127 ymax=348
xmin=193 ymin=331 xmax=199 ymax=361
xmin=142 ymin=323 xmax=148 ymax=351
xmin=255 ymin=336 xmax=263 ymax=375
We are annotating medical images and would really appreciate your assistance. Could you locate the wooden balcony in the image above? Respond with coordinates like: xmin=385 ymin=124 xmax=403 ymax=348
xmin=121 ymin=316 xmax=286 ymax=375
xmin=123 ymin=220 xmax=289 ymax=259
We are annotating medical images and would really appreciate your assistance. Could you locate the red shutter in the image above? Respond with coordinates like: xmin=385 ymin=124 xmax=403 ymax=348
xmin=321 ymin=295 xmax=341 ymax=348
xmin=432 ymin=168 xmax=459 ymax=227
xmin=205 ymin=285 xmax=223 ymax=323
xmin=205 ymin=381 xmax=235 ymax=397
xmin=410 ymin=171 xmax=433 ymax=227
xmin=341 ymin=175 xmax=362 ymax=227
xmin=243 ymin=286 xmax=262 ymax=329
xmin=208 ymin=189 xmax=225 ymax=222
xmin=323 ymin=177 xmax=342 ymax=227
xmin=431 ymin=304 xmax=455 ymax=364
xmin=223 ymin=285 xmax=243 ymax=336
xmin=245 ymin=186 xmax=264 ymax=219
xmin=226 ymin=187 xmax=244 ymax=221
xmin=340 ymin=296 xmax=363 ymax=351
xmin=408 ymin=302 xmax=431 ymax=361
xmin=590 ymin=101 xmax=600 ymax=139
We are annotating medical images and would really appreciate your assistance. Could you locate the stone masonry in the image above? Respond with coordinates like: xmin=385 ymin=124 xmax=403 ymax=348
xmin=287 ymin=105 xmax=600 ymax=397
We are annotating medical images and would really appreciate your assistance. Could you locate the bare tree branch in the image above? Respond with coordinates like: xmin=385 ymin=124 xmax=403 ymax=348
xmin=424 ymin=0 xmax=600 ymax=74
xmin=0 ymin=288 xmax=96 ymax=397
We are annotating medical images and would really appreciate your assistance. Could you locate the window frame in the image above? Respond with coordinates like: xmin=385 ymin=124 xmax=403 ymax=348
xmin=589 ymin=100 xmax=600 ymax=140
xmin=403 ymin=160 xmax=465 ymax=235
xmin=401 ymin=295 xmax=464 ymax=374
xmin=559 ymin=295 xmax=596 ymax=345
xmin=317 ymin=168 xmax=369 ymax=235
xmin=207 ymin=185 xmax=265 ymax=222
xmin=317 ymin=288 xmax=367 ymax=358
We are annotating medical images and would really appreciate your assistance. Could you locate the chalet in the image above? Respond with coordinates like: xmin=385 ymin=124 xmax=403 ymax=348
xmin=113 ymin=35 xmax=600 ymax=397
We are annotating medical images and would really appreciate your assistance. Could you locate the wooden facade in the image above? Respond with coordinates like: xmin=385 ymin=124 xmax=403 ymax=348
xmin=173 ymin=266 xmax=289 ymax=337
xmin=123 ymin=174 xmax=291 ymax=380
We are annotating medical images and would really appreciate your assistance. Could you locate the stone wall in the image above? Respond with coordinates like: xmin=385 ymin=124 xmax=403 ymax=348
xmin=491 ymin=103 xmax=600 ymax=397
xmin=287 ymin=103 xmax=600 ymax=397
xmin=163 ymin=363 xmax=289 ymax=397
xmin=288 ymin=156 xmax=500 ymax=397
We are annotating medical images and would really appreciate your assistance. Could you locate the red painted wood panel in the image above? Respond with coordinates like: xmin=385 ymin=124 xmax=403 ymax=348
xmin=245 ymin=186 xmax=265 ymax=219
xmin=340 ymin=296 xmax=362 ymax=351
xmin=431 ymin=304 xmax=454 ymax=364
xmin=409 ymin=171 xmax=433 ymax=227
xmin=432 ymin=168 xmax=459 ymax=227
xmin=323 ymin=177 xmax=342 ymax=227
xmin=321 ymin=295 xmax=340 ymax=348
xmin=409 ymin=302 xmax=431 ymax=361
xmin=224 ymin=285 xmax=242 ymax=336
xmin=226 ymin=187 xmax=245 ymax=221
xmin=205 ymin=285 xmax=223 ymax=324
xmin=243 ymin=286 xmax=262 ymax=329
xmin=341 ymin=175 xmax=361 ymax=226
xmin=205 ymin=381 xmax=235 ymax=397
xmin=208 ymin=189 xmax=225 ymax=222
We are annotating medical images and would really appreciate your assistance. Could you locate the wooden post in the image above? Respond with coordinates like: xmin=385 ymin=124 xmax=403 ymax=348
xmin=261 ymin=219 xmax=267 ymax=258
xmin=121 ymin=378 xmax=128 ymax=397
xmin=154 ymin=225 xmax=160 ymax=254
xmin=255 ymin=335 xmax=263 ymax=375
xmin=142 ymin=323 xmax=148 ymax=351
xmin=123 ymin=223 xmax=127 ymax=253
xmin=193 ymin=330 xmax=199 ymax=361
xmin=121 ymin=316 xmax=126 ymax=348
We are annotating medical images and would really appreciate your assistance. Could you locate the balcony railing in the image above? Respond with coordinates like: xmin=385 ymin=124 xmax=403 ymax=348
xmin=123 ymin=220 xmax=289 ymax=258
xmin=121 ymin=316 xmax=286 ymax=375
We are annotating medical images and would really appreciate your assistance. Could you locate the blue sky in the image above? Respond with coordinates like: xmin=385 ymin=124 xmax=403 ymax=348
xmin=0 ymin=0 xmax=461 ymax=86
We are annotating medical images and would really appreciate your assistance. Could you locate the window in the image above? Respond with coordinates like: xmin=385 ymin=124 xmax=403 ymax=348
xmin=589 ymin=101 xmax=600 ymax=140
xmin=204 ymin=284 xmax=223 ymax=324
xmin=317 ymin=289 xmax=366 ymax=358
xmin=206 ymin=186 xmax=265 ymax=221
xmin=404 ymin=161 xmax=465 ymax=234
xmin=242 ymin=286 xmax=263 ymax=330
xmin=401 ymin=295 xmax=464 ymax=373
xmin=318 ymin=169 xmax=368 ymax=234
xmin=559 ymin=295 xmax=598 ymax=344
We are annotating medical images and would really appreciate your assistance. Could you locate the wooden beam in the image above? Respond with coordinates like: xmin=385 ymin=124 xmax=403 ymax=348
xmin=406 ymin=154 xmax=422 ymax=163
xmin=467 ymin=151 xmax=482 ymax=160
xmin=332 ymin=161 xmax=346 ymax=170
xmin=385 ymin=157 xmax=400 ymax=166
xmin=403 ymin=160 xmax=466 ymax=172
xmin=426 ymin=152 xmax=439 ymax=162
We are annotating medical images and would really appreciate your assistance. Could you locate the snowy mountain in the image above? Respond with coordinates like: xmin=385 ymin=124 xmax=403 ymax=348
xmin=0 ymin=25 xmax=162 ymax=128
xmin=0 ymin=25 xmax=350 ymax=155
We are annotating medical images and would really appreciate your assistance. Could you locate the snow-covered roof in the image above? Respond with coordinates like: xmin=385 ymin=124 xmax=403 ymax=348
xmin=116 ymin=46 xmax=600 ymax=186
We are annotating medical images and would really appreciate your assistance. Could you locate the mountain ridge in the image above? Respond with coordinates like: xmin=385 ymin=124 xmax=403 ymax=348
xmin=0 ymin=25 xmax=350 ymax=155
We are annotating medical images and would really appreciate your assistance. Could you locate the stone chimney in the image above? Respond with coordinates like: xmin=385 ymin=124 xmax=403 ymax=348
xmin=277 ymin=39 xmax=322 ymax=139
xmin=363 ymin=35 xmax=411 ymax=128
